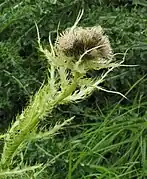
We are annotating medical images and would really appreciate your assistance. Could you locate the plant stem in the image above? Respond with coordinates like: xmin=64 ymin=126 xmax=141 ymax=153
xmin=55 ymin=72 xmax=80 ymax=103
xmin=0 ymin=72 xmax=80 ymax=169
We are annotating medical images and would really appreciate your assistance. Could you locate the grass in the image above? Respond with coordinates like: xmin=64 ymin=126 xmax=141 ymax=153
xmin=2 ymin=100 xmax=146 ymax=178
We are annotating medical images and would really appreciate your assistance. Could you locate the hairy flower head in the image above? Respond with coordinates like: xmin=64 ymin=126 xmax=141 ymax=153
xmin=55 ymin=26 xmax=113 ymax=60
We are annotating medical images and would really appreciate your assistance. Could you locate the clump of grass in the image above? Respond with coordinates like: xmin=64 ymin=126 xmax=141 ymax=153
xmin=0 ymin=12 xmax=124 ymax=175
xmin=19 ymin=100 xmax=147 ymax=179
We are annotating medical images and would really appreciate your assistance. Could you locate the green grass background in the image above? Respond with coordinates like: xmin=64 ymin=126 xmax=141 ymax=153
xmin=0 ymin=0 xmax=147 ymax=178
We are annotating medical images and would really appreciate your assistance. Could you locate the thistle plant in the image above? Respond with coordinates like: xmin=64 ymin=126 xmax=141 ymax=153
xmin=0 ymin=12 xmax=125 ymax=172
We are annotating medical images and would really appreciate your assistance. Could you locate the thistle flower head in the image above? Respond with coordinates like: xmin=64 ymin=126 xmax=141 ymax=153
xmin=55 ymin=26 xmax=113 ymax=60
